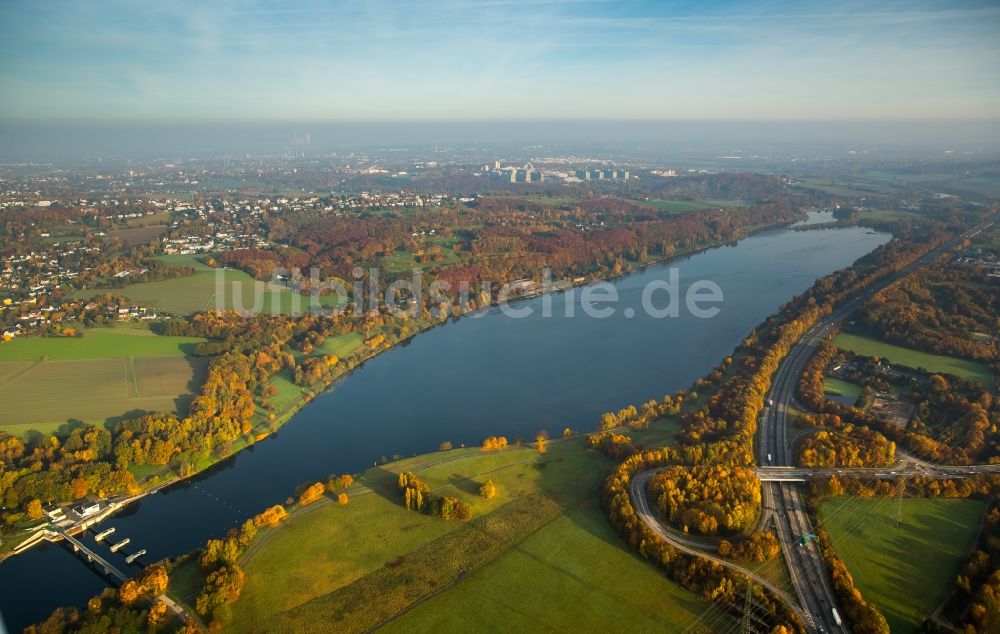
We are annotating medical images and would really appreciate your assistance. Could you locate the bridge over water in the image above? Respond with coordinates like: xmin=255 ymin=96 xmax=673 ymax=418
xmin=53 ymin=527 xmax=128 ymax=584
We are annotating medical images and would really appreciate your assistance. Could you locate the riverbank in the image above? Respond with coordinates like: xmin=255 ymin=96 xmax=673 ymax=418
xmin=171 ymin=420 xmax=714 ymax=633
xmin=0 ymin=215 xmax=799 ymax=564
xmin=0 ymin=217 xmax=896 ymax=631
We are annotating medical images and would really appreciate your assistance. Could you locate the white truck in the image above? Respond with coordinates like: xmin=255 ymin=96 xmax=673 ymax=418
xmin=832 ymin=608 xmax=843 ymax=627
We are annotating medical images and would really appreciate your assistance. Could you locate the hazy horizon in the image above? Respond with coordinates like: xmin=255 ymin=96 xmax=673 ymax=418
xmin=2 ymin=1 xmax=999 ymax=124
xmin=2 ymin=119 xmax=1000 ymax=162
xmin=2 ymin=0 xmax=998 ymax=162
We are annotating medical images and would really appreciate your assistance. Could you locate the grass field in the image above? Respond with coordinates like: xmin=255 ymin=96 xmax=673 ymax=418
xmin=819 ymin=498 xmax=985 ymax=633
xmin=248 ymin=332 xmax=364 ymax=426
xmin=491 ymin=193 xmax=587 ymax=206
xmin=113 ymin=211 xmax=173 ymax=227
xmin=856 ymin=209 xmax=924 ymax=224
xmin=833 ymin=332 xmax=993 ymax=385
xmin=0 ymin=326 xmax=204 ymax=361
xmin=823 ymin=377 xmax=863 ymax=400
xmin=642 ymin=198 xmax=751 ymax=213
xmin=77 ymin=255 xmax=342 ymax=316
xmin=217 ymin=423 xmax=712 ymax=633
xmin=381 ymin=499 xmax=710 ymax=633
xmin=792 ymin=177 xmax=899 ymax=198
xmin=380 ymin=237 xmax=465 ymax=273
xmin=41 ymin=234 xmax=87 ymax=245
xmin=0 ymin=327 xmax=209 ymax=434
xmin=261 ymin=370 xmax=308 ymax=413
xmin=311 ymin=332 xmax=363 ymax=359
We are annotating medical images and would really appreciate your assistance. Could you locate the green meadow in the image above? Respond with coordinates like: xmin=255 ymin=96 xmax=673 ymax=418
xmin=642 ymin=198 xmax=751 ymax=213
xmin=823 ymin=377 xmax=863 ymax=400
xmin=180 ymin=423 xmax=715 ymax=633
xmin=78 ymin=255 xmax=342 ymax=316
xmin=819 ymin=497 xmax=985 ymax=633
xmin=833 ymin=332 xmax=993 ymax=385
xmin=0 ymin=326 xmax=204 ymax=361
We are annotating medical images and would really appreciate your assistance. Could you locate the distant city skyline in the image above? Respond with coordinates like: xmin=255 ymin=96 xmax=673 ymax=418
xmin=1 ymin=0 xmax=999 ymax=122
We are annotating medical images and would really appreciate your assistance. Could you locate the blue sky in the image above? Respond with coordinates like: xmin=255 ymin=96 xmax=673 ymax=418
xmin=1 ymin=0 xmax=998 ymax=121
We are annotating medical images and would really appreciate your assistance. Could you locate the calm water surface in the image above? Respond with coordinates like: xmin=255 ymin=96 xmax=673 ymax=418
xmin=0 ymin=222 xmax=890 ymax=631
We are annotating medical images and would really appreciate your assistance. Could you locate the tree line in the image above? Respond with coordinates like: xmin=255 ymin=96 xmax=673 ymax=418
xmin=397 ymin=471 xmax=472 ymax=521
xmin=593 ymin=228 xmax=962 ymax=633
xmin=857 ymin=262 xmax=999 ymax=362
xmin=648 ymin=465 xmax=761 ymax=536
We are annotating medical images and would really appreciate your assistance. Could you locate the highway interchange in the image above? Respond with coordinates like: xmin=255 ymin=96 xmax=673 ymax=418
xmin=631 ymin=217 xmax=996 ymax=633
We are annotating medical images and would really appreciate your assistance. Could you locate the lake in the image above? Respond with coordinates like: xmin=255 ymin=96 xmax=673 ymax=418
xmin=0 ymin=221 xmax=890 ymax=631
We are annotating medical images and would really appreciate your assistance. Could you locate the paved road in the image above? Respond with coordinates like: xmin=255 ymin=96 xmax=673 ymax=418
xmin=757 ymin=461 xmax=1000 ymax=481
xmin=630 ymin=216 xmax=995 ymax=633
xmin=158 ymin=593 xmax=196 ymax=624
xmin=52 ymin=527 xmax=128 ymax=584
xmin=755 ymin=217 xmax=995 ymax=633
xmin=630 ymin=470 xmax=808 ymax=626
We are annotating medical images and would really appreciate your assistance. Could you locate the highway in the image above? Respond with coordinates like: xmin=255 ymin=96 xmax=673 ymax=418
xmin=757 ymin=461 xmax=1000 ymax=482
xmin=630 ymin=470 xmax=809 ymax=626
xmin=629 ymin=216 xmax=996 ymax=633
xmin=755 ymin=217 xmax=995 ymax=633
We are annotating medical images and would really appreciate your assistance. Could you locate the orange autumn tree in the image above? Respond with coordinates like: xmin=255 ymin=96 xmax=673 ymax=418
xmin=481 ymin=435 xmax=508 ymax=451
xmin=298 ymin=482 xmax=325 ymax=506
xmin=252 ymin=504 xmax=287 ymax=528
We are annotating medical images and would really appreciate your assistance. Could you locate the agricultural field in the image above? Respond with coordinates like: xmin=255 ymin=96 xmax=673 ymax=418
xmin=79 ymin=255 xmax=342 ymax=316
xmin=209 ymin=424 xmax=710 ymax=633
xmin=0 ymin=325 xmax=204 ymax=361
xmin=833 ymin=332 xmax=993 ymax=386
xmin=108 ymin=224 xmax=168 ymax=246
xmin=856 ymin=208 xmax=924 ymax=224
xmin=860 ymin=167 xmax=1000 ymax=199
xmin=791 ymin=176 xmax=901 ymax=198
xmin=0 ymin=356 xmax=208 ymax=434
xmin=0 ymin=327 xmax=208 ymax=434
xmin=819 ymin=497 xmax=986 ymax=633
xmin=125 ymin=211 xmax=173 ymax=226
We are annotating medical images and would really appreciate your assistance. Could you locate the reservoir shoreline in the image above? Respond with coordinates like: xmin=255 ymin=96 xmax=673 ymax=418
xmin=0 ymin=220 xmax=891 ymax=632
